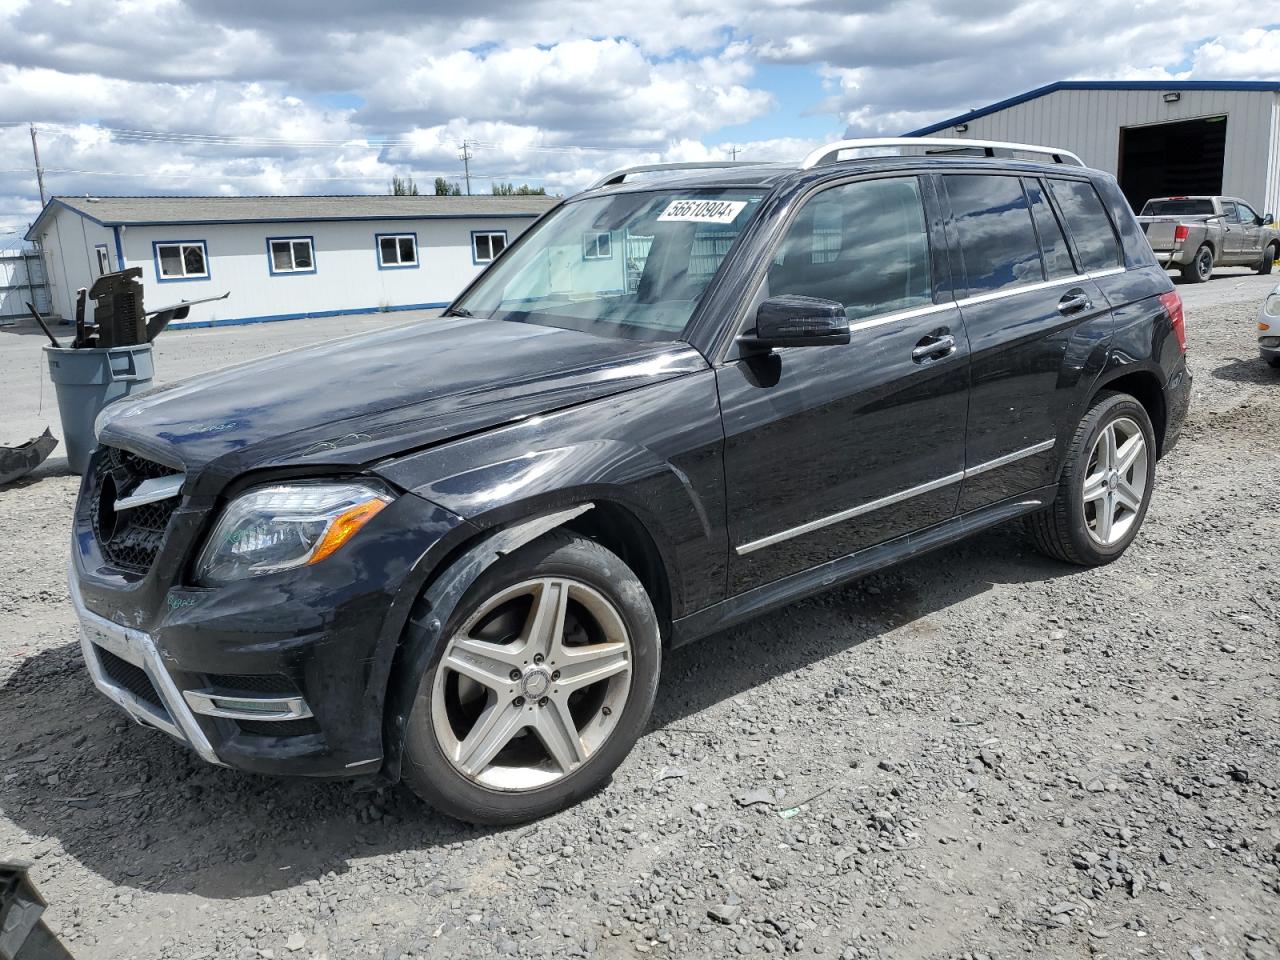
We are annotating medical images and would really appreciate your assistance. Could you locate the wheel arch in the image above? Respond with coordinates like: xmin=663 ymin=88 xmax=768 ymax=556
xmin=1089 ymin=367 xmax=1168 ymax=456
xmin=377 ymin=497 xmax=676 ymax=784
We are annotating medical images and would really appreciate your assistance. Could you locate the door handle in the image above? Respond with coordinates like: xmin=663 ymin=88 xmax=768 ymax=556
xmin=912 ymin=333 xmax=956 ymax=362
xmin=1058 ymin=289 xmax=1093 ymax=315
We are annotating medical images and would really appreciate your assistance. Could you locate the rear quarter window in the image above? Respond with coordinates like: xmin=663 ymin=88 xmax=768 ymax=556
xmin=1048 ymin=179 xmax=1123 ymax=272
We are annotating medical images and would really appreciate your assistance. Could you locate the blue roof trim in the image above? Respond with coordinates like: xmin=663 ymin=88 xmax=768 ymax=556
xmin=24 ymin=197 xmax=108 ymax=240
xmin=903 ymin=80 xmax=1280 ymax=137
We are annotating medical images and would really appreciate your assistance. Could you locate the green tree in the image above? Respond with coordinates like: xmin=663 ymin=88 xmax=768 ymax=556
xmin=433 ymin=177 xmax=463 ymax=196
xmin=390 ymin=175 xmax=420 ymax=196
xmin=491 ymin=182 xmax=547 ymax=196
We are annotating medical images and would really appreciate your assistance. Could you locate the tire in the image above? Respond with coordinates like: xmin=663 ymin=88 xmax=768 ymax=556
xmin=1027 ymin=392 xmax=1157 ymax=566
xmin=1268 ymin=356 xmax=1280 ymax=369
xmin=1258 ymin=244 xmax=1277 ymax=275
xmin=1179 ymin=245 xmax=1213 ymax=284
xmin=402 ymin=532 xmax=661 ymax=825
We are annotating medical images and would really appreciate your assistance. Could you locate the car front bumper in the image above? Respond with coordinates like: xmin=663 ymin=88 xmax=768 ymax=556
xmin=1261 ymin=337 xmax=1280 ymax=362
xmin=72 ymin=485 xmax=472 ymax=779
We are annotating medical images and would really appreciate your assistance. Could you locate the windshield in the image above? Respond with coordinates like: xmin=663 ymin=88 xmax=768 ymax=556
xmin=452 ymin=189 xmax=766 ymax=341
xmin=1141 ymin=199 xmax=1215 ymax=216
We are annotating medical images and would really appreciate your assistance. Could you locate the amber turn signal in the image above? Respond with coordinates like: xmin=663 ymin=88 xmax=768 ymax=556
xmin=308 ymin=498 xmax=389 ymax=565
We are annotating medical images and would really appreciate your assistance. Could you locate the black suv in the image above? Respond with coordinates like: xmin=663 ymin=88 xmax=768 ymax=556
xmin=72 ymin=139 xmax=1191 ymax=824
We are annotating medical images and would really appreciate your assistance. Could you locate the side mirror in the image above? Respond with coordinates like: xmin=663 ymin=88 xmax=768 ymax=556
xmin=1262 ymin=214 xmax=1274 ymax=226
xmin=740 ymin=295 xmax=850 ymax=350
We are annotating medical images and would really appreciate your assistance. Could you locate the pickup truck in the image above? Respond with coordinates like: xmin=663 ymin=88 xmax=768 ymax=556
xmin=1136 ymin=196 xmax=1280 ymax=283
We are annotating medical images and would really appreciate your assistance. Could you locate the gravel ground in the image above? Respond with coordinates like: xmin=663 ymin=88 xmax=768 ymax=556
xmin=1 ymin=273 xmax=1277 ymax=960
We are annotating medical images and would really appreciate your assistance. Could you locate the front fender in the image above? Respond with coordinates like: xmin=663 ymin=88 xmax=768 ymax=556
xmin=374 ymin=372 xmax=728 ymax=619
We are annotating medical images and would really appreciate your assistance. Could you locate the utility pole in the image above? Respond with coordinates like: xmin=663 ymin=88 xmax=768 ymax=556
xmin=458 ymin=140 xmax=473 ymax=196
xmin=729 ymin=145 xmax=738 ymax=161
xmin=30 ymin=123 xmax=46 ymax=206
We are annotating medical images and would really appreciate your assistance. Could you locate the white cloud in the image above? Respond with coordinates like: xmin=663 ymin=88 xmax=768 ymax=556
xmin=0 ymin=0 xmax=1276 ymax=235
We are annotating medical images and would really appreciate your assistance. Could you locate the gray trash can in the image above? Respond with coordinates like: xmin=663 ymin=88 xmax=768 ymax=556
xmin=44 ymin=344 xmax=154 ymax=475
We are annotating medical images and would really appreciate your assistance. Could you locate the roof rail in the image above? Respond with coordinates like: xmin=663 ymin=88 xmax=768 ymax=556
xmin=587 ymin=161 xmax=769 ymax=191
xmin=800 ymin=137 xmax=1084 ymax=169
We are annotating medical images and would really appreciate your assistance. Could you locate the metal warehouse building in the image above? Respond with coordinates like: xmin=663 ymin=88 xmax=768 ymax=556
xmin=907 ymin=81 xmax=1280 ymax=215
xmin=23 ymin=194 xmax=557 ymax=328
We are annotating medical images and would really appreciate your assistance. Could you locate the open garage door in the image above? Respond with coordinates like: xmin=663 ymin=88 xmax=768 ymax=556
xmin=1118 ymin=116 xmax=1227 ymax=211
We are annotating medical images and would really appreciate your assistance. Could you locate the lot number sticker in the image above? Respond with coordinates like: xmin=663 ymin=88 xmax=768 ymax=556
xmin=657 ymin=199 xmax=748 ymax=224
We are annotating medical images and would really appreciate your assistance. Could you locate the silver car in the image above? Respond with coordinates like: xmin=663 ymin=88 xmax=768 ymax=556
xmin=1260 ymin=282 xmax=1280 ymax=368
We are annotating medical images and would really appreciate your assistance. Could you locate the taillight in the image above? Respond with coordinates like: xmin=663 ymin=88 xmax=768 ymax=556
xmin=1159 ymin=290 xmax=1186 ymax=353
xmin=1173 ymin=224 xmax=1189 ymax=243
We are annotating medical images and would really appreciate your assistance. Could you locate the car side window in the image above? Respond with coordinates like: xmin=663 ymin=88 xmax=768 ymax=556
xmin=1023 ymin=178 xmax=1077 ymax=279
xmin=1221 ymin=200 xmax=1238 ymax=223
xmin=1046 ymin=179 xmax=1123 ymax=272
xmin=765 ymin=177 xmax=933 ymax=322
xmin=1235 ymin=201 xmax=1258 ymax=224
xmin=943 ymin=174 xmax=1044 ymax=296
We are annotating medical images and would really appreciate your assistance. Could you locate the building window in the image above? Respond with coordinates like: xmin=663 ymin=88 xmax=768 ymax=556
xmin=153 ymin=241 xmax=209 ymax=281
xmin=95 ymin=244 xmax=111 ymax=276
xmin=583 ymin=231 xmax=612 ymax=260
xmin=377 ymin=233 xmax=418 ymax=268
xmin=268 ymin=237 xmax=316 ymax=275
xmin=472 ymin=230 xmax=507 ymax=264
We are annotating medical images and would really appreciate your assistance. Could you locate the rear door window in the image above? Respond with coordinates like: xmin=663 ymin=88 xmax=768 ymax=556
xmin=943 ymin=174 xmax=1044 ymax=297
xmin=1023 ymin=178 xmax=1077 ymax=279
xmin=1048 ymin=178 xmax=1122 ymax=272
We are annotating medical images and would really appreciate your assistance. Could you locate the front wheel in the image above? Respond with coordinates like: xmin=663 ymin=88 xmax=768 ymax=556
xmin=1027 ymin=392 xmax=1157 ymax=566
xmin=1179 ymin=245 xmax=1213 ymax=284
xmin=1258 ymin=244 xmax=1277 ymax=275
xmin=402 ymin=533 xmax=661 ymax=825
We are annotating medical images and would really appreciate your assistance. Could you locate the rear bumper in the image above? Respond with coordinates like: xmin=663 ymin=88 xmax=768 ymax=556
xmin=1154 ymin=250 xmax=1191 ymax=266
xmin=1162 ymin=355 xmax=1192 ymax=455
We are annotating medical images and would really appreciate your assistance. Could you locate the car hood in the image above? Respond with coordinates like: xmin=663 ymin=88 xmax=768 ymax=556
xmin=99 ymin=317 xmax=707 ymax=494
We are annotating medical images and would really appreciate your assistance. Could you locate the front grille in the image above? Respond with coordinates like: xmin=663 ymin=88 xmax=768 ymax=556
xmin=88 ymin=446 xmax=182 ymax=574
xmin=97 ymin=646 xmax=165 ymax=710
xmin=235 ymin=717 xmax=322 ymax=738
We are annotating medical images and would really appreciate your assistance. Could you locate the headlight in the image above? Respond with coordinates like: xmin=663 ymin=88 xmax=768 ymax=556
xmin=195 ymin=481 xmax=392 ymax=584
xmin=1265 ymin=293 xmax=1280 ymax=318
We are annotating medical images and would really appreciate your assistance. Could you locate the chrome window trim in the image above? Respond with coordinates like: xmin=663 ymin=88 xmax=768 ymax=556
xmin=735 ymin=437 xmax=1056 ymax=555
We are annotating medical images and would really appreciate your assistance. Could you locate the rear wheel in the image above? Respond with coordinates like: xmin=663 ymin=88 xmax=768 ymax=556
xmin=1258 ymin=244 xmax=1277 ymax=275
xmin=1027 ymin=392 xmax=1157 ymax=566
xmin=1179 ymin=245 xmax=1213 ymax=283
xmin=402 ymin=533 xmax=660 ymax=825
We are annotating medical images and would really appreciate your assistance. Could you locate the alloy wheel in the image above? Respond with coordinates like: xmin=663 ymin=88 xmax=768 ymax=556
xmin=431 ymin=577 xmax=632 ymax=791
xmin=1082 ymin=416 xmax=1148 ymax=546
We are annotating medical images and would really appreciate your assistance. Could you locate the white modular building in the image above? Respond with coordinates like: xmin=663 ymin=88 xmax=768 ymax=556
xmin=905 ymin=81 xmax=1280 ymax=215
xmin=23 ymin=194 xmax=558 ymax=328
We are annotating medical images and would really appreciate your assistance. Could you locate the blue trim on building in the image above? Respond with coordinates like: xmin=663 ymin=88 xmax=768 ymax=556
xmin=471 ymin=229 xmax=508 ymax=265
xmin=167 ymin=300 xmax=450 ymax=330
xmin=112 ymin=226 xmax=125 ymax=270
xmin=266 ymin=235 xmax=318 ymax=276
xmin=151 ymin=239 xmax=210 ymax=283
xmin=375 ymin=231 xmax=420 ymax=270
xmin=904 ymin=80 xmax=1280 ymax=137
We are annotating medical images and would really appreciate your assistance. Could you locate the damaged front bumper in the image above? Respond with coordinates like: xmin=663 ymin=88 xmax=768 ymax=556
xmin=71 ymin=485 xmax=472 ymax=779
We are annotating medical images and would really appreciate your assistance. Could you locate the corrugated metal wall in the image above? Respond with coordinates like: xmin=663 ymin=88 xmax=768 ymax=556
xmin=0 ymin=251 xmax=51 ymax=325
xmin=921 ymin=88 xmax=1278 ymax=213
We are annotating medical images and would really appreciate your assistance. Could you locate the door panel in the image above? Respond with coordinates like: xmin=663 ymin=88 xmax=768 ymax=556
xmin=942 ymin=173 xmax=1115 ymax=511
xmin=718 ymin=175 xmax=970 ymax=595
